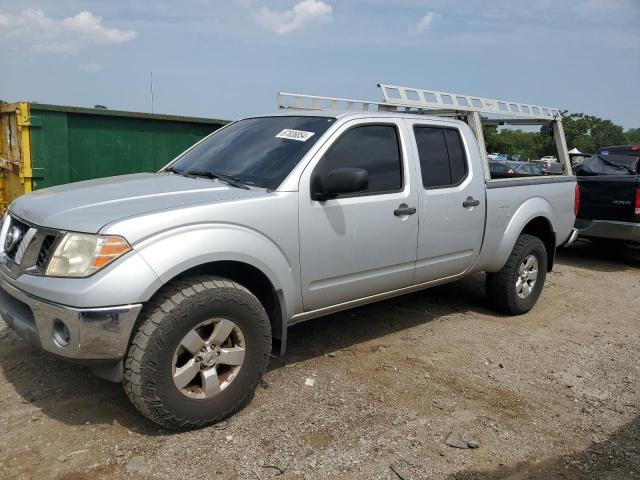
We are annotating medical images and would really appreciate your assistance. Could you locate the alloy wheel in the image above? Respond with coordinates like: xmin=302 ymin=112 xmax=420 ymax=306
xmin=516 ymin=254 xmax=538 ymax=299
xmin=172 ymin=318 xmax=246 ymax=399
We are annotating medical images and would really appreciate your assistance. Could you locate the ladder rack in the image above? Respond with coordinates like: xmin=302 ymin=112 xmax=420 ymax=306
xmin=378 ymin=83 xmax=561 ymax=120
xmin=277 ymin=83 xmax=561 ymax=121
xmin=277 ymin=92 xmax=396 ymax=114
xmin=276 ymin=83 xmax=571 ymax=179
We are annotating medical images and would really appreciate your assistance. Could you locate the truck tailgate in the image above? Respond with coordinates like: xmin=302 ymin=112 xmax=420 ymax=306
xmin=577 ymin=175 xmax=639 ymax=222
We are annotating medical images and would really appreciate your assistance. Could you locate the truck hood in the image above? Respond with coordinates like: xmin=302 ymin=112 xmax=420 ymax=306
xmin=10 ymin=173 xmax=265 ymax=233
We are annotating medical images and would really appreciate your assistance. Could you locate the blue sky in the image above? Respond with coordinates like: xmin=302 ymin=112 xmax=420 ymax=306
xmin=1 ymin=0 xmax=639 ymax=128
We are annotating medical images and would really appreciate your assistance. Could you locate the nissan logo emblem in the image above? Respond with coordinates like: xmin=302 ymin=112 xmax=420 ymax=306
xmin=4 ymin=226 xmax=23 ymax=253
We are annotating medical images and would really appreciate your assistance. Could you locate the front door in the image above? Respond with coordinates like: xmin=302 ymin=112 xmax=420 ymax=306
xmin=298 ymin=119 xmax=419 ymax=311
xmin=407 ymin=121 xmax=486 ymax=284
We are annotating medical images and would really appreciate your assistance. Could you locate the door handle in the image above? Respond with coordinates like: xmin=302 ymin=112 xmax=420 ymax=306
xmin=394 ymin=204 xmax=417 ymax=216
xmin=463 ymin=196 xmax=480 ymax=208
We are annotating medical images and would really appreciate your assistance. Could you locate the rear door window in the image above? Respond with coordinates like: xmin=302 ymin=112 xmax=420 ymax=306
xmin=414 ymin=126 xmax=468 ymax=188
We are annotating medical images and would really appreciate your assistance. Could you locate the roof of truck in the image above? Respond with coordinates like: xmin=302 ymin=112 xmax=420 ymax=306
xmin=251 ymin=109 xmax=469 ymax=125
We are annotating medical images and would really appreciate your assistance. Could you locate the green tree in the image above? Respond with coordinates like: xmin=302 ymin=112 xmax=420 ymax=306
xmin=483 ymin=125 xmax=551 ymax=160
xmin=484 ymin=112 xmax=633 ymax=159
xmin=561 ymin=112 xmax=625 ymax=153
xmin=624 ymin=128 xmax=640 ymax=144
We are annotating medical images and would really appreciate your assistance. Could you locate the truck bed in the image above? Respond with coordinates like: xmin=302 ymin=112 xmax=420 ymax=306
xmin=473 ymin=176 xmax=577 ymax=273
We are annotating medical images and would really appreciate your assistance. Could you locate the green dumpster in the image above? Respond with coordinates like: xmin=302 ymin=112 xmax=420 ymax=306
xmin=0 ymin=102 xmax=228 ymax=211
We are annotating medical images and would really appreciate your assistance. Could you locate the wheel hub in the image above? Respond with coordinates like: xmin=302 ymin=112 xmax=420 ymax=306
xmin=202 ymin=349 xmax=219 ymax=367
xmin=172 ymin=318 xmax=246 ymax=399
xmin=516 ymin=254 xmax=539 ymax=299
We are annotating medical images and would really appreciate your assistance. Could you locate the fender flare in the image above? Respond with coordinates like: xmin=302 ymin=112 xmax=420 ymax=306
xmin=133 ymin=224 xmax=298 ymax=351
xmin=484 ymin=197 xmax=557 ymax=272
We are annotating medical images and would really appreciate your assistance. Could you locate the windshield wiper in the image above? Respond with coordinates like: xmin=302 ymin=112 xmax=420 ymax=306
xmin=184 ymin=169 xmax=250 ymax=190
xmin=163 ymin=166 xmax=184 ymax=175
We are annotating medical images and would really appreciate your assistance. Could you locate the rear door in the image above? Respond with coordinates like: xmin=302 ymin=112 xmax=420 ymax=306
xmin=406 ymin=120 xmax=486 ymax=284
xmin=298 ymin=119 xmax=419 ymax=311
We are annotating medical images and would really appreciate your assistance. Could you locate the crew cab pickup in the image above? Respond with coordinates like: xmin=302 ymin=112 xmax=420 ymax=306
xmin=0 ymin=86 xmax=576 ymax=429
xmin=574 ymin=145 xmax=640 ymax=250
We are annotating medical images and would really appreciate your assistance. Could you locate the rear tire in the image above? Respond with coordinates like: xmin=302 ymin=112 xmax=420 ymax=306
xmin=486 ymin=234 xmax=548 ymax=315
xmin=123 ymin=276 xmax=271 ymax=430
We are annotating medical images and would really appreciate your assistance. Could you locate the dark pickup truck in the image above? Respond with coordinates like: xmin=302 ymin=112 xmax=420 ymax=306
xmin=574 ymin=145 xmax=640 ymax=250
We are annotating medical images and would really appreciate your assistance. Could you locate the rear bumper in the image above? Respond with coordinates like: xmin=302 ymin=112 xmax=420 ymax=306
xmin=0 ymin=273 xmax=142 ymax=361
xmin=575 ymin=218 xmax=640 ymax=242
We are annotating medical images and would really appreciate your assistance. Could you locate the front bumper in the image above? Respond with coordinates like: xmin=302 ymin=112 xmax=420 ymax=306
xmin=575 ymin=218 xmax=640 ymax=242
xmin=0 ymin=275 xmax=142 ymax=361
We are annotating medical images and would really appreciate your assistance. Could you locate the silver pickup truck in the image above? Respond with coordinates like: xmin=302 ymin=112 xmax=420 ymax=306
xmin=0 ymin=85 xmax=577 ymax=429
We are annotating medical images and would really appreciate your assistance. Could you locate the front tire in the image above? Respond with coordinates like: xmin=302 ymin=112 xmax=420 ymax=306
xmin=123 ymin=276 xmax=271 ymax=430
xmin=486 ymin=234 xmax=548 ymax=315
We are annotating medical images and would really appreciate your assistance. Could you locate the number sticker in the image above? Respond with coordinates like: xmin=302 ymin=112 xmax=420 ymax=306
xmin=275 ymin=129 xmax=315 ymax=142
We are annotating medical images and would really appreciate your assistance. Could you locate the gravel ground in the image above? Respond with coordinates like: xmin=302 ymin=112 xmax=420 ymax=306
xmin=0 ymin=240 xmax=638 ymax=480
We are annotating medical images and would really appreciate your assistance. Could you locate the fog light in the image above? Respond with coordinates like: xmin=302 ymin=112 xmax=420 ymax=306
xmin=52 ymin=319 xmax=70 ymax=347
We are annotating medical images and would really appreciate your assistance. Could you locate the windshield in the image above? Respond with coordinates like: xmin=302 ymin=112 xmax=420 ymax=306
xmin=167 ymin=116 xmax=335 ymax=189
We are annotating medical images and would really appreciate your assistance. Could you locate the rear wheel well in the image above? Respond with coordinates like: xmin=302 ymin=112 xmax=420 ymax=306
xmin=521 ymin=217 xmax=556 ymax=271
xmin=169 ymin=261 xmax=284 ymax=355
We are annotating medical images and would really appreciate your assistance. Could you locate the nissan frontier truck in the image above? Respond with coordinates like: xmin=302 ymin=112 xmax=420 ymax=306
xmin=0 ymin=85 xmax=577 ymax=429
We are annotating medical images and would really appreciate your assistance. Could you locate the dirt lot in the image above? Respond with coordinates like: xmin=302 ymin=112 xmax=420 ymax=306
xmin=0 ymin=240 xmax=638 ymax=480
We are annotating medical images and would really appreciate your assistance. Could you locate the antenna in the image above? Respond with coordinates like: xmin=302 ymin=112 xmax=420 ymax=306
xmin=150 ymin=72 xmax=155 ymax=161
xmin=150 ymin=71 xmax=154 ymax=115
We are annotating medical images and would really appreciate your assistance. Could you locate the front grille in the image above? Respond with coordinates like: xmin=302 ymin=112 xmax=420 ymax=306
xmin=1 ymin=215 xmax=61 ymax=276
xmin=37 ymin=235 xmax=56 ymax=271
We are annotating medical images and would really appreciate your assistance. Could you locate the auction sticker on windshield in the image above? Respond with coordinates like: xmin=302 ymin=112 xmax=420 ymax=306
xmin=275 ymin=129 xmax=315 ymax=142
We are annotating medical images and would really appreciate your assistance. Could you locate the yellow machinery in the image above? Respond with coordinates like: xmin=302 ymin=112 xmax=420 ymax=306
xmin=0 ymin=103 xmax=34 ymax=211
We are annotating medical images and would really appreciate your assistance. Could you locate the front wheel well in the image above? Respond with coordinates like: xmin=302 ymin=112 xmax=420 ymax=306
xmin=158 ymin=261 xmax=284 ymax=355
xmin=521 ymin=217 xmax=556 ymax=271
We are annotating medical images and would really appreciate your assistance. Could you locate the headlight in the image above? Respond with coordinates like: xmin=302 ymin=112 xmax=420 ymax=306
xmin=45 ymin=233 xmax=131 ymax=277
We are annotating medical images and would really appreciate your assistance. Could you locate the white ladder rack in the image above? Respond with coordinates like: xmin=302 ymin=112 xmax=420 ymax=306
xmin=378 ymin=83 xmax=561 ymax=120
xmin=277 ymin=92 xmax=395 ymax=114
xmin=277 ymin=84 xmax=561 ymax=121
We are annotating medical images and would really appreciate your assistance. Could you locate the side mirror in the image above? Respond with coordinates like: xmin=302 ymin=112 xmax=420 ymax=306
xmin=312 ymin=167 xmax=369 ymax=201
